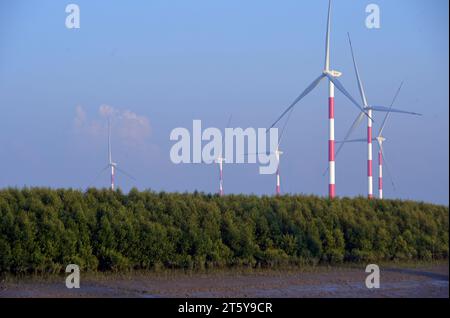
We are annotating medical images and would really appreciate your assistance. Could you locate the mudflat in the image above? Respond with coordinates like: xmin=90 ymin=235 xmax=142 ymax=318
xmin=1 ymin=262 xmax=448 ymax=298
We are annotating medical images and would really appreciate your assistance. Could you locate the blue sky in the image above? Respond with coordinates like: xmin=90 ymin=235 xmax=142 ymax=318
xmin=0 ymin=0 xmax=448 ymax=204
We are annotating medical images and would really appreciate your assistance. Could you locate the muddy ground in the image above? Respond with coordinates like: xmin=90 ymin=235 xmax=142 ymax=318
xmin=0 ymin=262 xmax=448 ymax=298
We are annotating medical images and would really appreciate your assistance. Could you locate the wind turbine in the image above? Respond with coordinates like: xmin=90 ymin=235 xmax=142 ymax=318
xmin=268 ymin=0 xmax=371 ymax=198
xmin=91 ymin=117 xmax=136 ymax=190
xmin=216 ymin=156 xmax=225 ymax=196
xmin=328 ymin=34 xmax=421 ymax=198
xmin=247 ymin=107 xmax=293 ymax=196
xmin=215 ymin=115 xmax=232 ymax=196
xmin=336 ymin=82 xmax=415 ymax=199
xmin=244 ymin=147 xmax=283 ymax=196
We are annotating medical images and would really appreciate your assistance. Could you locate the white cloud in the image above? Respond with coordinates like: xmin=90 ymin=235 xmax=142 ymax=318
xmin=74 ymin=105 xmax=151 ymax=145
xmin=99 ymin=104 xmax=117 ymax=118
xmin=118 ymin=110 xmax=151 ymax=145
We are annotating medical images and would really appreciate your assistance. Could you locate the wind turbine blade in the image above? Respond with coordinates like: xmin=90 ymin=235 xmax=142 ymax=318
xmin=335 ymin=112 xmax=365 ymax=155
xmin=347 ymin=33 xmax=368 ymax=106
xmin=335 ymin=138 xmax=367 ymax=144
xmin=389 ymin=81 xmax=404 ymax=107
xmin=88 ymin=165 xmax=109 ymax=188
xmin=219 ymin=114 xmax=233 ymax=154
xmin=369 ymin=106 xmax=422 ymax=116
xmin=244 ymin=152 xmax=272 ymax=156
xmin=324 ymin=73 xmax=373 ymax=120
xmin=322 ymin=112 xmax=365 ymax=176
xmin=277 ymin=107 xmax=295 ymax=147
xmin=226 ymin=114 xmax=233 ymax=128
xmin=324 ymin=0 xmax=332 ymax=71
xmin=267 ymin=74 xmax=325 ymax=131
xmin=115 ymin=167 xmax=137 ymax=181
xmin=379 ymin=144 xmax=396 ymax=192
xmin=378 ymin=81 xmax=404 ymax=137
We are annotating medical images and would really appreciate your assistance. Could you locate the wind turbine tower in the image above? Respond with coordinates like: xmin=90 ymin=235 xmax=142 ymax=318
xmin=275 ymin=148 xmax=283 ymax=195
xmin=108 ymin=118 xmax=117 ymax=190
xmin=216 ymin=156 xmax=225 ymax=196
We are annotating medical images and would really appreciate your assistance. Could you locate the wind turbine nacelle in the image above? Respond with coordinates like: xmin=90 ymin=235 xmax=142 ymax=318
xmin=330 ymin=70 xmax=342 ymax=77
xmin=323 ymin=70 xmax=342 ymax=78
xmin=215 ymin=157 xmax=225 ymax=164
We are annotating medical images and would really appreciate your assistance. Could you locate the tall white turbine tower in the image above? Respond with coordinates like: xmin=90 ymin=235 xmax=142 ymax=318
xmin=268 ymin=0 xmax=370 ymax=198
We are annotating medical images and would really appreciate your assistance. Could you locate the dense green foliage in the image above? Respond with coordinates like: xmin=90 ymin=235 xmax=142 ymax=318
xmin=0 ymin=188 xmax=448 ymax=273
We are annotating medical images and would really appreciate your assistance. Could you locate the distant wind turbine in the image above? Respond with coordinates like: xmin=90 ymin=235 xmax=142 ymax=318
xmin=215 ymin=115 xmax=232 ymax=196
xmin=90 ymin=117 xmax=136 ymax=190
xmin=245 ymin=146 xmax=284 ymax=196
xmin=268 ymin=0 xmax=371 ymax=198
xmin=247 ymin=107 xmax=293 ymax=196
xmin=216 ymin=156 xmax=225 ymax=196
xmin=328 ymin=34 xmax=421 ymax=198
xmin=336 ymin=82 xmax=415 ymax=199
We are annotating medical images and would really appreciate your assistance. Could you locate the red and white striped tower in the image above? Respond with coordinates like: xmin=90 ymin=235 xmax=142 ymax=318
xmin=324 ymin=0 xmax=335 ymax=199
xmin=324 ymin=0 xmax=342 ymax=199
xmin=328 ymin=81 xmax=336 ymax=198
xmin=378 ymin=149 xmax=383 ymax=199
xmin=367 ymin=110 xmax=373 ymax=199
xmin=276 ymin=169 xmax=281 ymax=195
xmin=347 ymin=32 xmax=375 ymax=199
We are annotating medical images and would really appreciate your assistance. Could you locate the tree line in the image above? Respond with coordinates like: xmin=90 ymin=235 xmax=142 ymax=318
xmin=0 ymin=188 xmax=448 ymax=273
